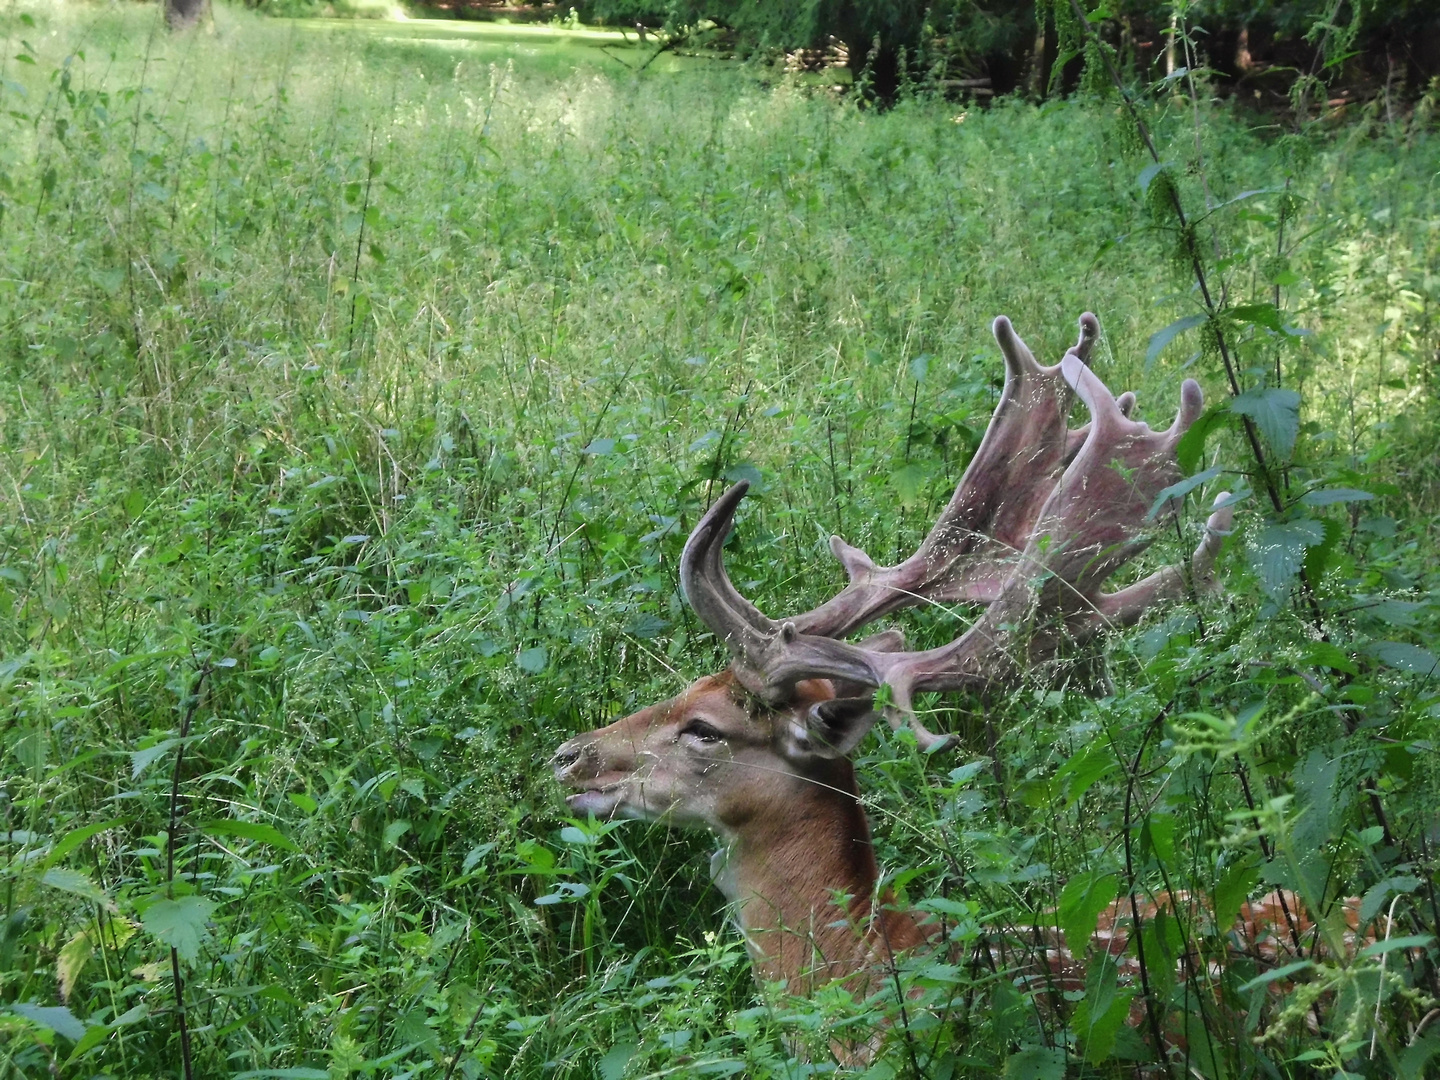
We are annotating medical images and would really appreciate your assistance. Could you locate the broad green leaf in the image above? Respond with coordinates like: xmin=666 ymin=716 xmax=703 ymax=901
xmin=583 ymin=437 xmax=615 ymax=455
xmin=233 ymin=1071 xmax=330 ymax=1079
xmin=1004 ymin=1044 xmax=1066 ymax=1080
xmin=1299 ymin=487 xmax=1372 ymax=506
xmin=891 ymin=462 xmax=926 ymax=507
xmin=1360 ymin=876 xmax=1422 ymax=925
xmin=1138 ymin=160 xmax=1172 ymax=194
xmin=58 ymin=929 xmax=93 ymax=1001
xmin=516 ymin=647 xmax=548 ymax=673
xmin=1213 ymin=858 xmax=1260 ymax=933
xmin=1357 ymin=934 xmax=1434 ymax=959
xmin=1147 ymin=466 xmax=1223 ymax=520
xmin=1364 ymin=641 xmax=1439 ymax=677
xmin=200 ymin=819 xmax=298 ymax=852
xmin=1228 ymin=302 xmax=1283 ymax=331
xmin=41 ymin=867 xmax=110 ymax=906
xmin=1250 ymin=519 xmax=1325 ymax=600
xmin=44 ymin=819 xmax=124 ymax=869
xmin=1175 ymin=404 xmax=1230 ymax=473
xmin=141 ymin=896 xmax=216 ymax=965
xmin=598 ymin=1043 xmax=636 ymax=1080
xmin=1057 ymin=871 xmax=1118 ymax=955
xmin=130 ymin=739 xmax=178 ymax=780
xmin=1238 ymin=959 xmax=1313 ymax=993
xmin=908 ymin=353 xmax=930 ymax=382
xmin=1145 ymin=313 xmax=1206 ymax=366
xmin=1399 ymin=1034 xmax=1440 ymax=1080
xmin=10 ymin=1003 xmax=86 ymax=1041
xmin=1303 ymin=517 xmax=1344 ymax=586
xmin=1229 ymin=387 xmax=1300 ymax=458
xmin=1055 ymin=739 xmax=1116 ymax=807
xmin=382 ymin=820 xmax=411 ymax=848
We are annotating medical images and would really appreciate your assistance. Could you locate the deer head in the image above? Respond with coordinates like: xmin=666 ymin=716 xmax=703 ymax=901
xmin=552 ymin=313 xmax=1233 ymax=998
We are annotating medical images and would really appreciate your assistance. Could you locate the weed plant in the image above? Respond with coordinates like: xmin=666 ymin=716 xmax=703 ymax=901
xmin=0 ymin=3 xmax=1437 ymax=1078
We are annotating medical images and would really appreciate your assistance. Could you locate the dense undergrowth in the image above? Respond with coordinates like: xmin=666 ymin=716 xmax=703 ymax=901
xmin=0 ymin=3 xmax=1438 ymax=1077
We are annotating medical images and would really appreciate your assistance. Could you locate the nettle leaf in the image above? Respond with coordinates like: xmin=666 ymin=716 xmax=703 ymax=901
xmin=41 ymin=867 xmax=111 ymax=906
xmin=10 ymin=1003 xmax=86 ymax=1041
xmin=200 ymin=819 xmax=298 ymax=853
xmin=1147 ymin=465 xmax=1223 ymax=520
xmin=141 ymin=896 xmax=216 ymax=964
xmin=1363 ymin=641 xmax=1439 ymax=678
xmin=1174 ymin=405 xmax=1230 ymax=473
xmin=1230 ymin=387 xmax=1300 ymax=458
xmin=1145 ymin=313 xmax=1207 ymax=367
xmin=1057 ymin=870 xmax=1118 ymax=956
xmin=516 ymin=647 xmax=548 ymax=673
xmin=1250 ymin=519 xmax=1325 ymax=600
xmin=891 ymin=462 xmax=927 ymax=507
xmin=130 ymin=738 xmax=178 ymax=780
xmin=1299 ymin=487 xmax=1373 ymax=506
xmin=1360 ymin=875 xmax=1423 ymax=925
xmin=1003 ymin=1044 xmax=1066 ymax=1080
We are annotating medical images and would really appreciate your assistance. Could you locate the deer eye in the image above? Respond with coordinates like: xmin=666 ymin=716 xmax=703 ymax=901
xmin=680 ymin=720 xmax=724 ymax=744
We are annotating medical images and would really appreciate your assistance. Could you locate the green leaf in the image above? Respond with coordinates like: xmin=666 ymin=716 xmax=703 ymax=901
xmin=141 ymin=896 xmax=216 ymax=965
xmin=1145 ymin=313 xmax=1206 ymax=366
xmin=1250 ymin=519 xmax=1325 ymax=600
xmin=908 ymin=353 xmax=930 ymax=382
xmin=43 ymin=818 xmax=123 ymax=870
xmin=1303 ymin=517 xmax=1344 ymax=585
xmin=130 ymin=739 xmax=178 ymax=780
xmin=1174 ymin=404 xmax=1230 ymax=473
xmin=1230 ymin=387 xmax=1300 ymax=458
xmin=233 ymin=1071 xmax=331 ymax=1079
xmin=199 ymin=819 xmax=298 ymax=852
xmin=1147 ymin=465 xmax=1223 ymax=519
xmin=1399 ymin=1034 xmax=1440 ymax=1080
xmin=1003 ymin=1044 xmax=1066 ymax=1080
xmin=1138 ymin=160 xmax=1173 ymax=194
xmin=1212 ymin=858 xmax=1261 ymax=931
xmin=1357 ymin=934 xmax=1434 ymax=959
xmin=1360 ymin=876 xmax=1422 ymax=925
xmin=10 ymin=1004 xmax=86 ymax=1041
xmin=598 ymin=1043 xmax=636 ymax=1080
xmin=1363 ymin=642 xmax=1439 ymax=677
xmin=1228 ymin=302 xmax=1283 ymax=332
xmin=40 ymin=867 xmax=110 ymax=905
xmin=516 ymin=647 xmax=548 ymax=673
xmin=891 ymin=462 xmax=926 ymax=507
xmin=1237 ymin=959 xmax=1313 ymax=993
xmin=1057 ymin=871 xmax=1118 ymax=955
xmin=584 ymin=437 xmax=615 ymax=455
xmin=1299 ymin=487 xmax=1372 ymax=506
xmin=382 ymin=820 xmax=411 ymax=848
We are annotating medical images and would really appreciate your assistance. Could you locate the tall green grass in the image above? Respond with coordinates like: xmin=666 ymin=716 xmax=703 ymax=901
xmin=0 ymin=3 xmax=1437 ymax=1077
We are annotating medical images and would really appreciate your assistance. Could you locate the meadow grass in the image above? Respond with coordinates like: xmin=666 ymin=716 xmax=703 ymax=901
xmin=0 ymin=3 xmax=1438 ymax=1077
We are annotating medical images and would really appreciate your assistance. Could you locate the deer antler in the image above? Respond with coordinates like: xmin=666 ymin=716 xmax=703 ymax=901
xmin=680 ymin=314 xmax=1233 ymax=750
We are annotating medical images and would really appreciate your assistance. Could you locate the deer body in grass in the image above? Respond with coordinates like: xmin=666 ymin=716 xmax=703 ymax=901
xmin=552 ymin=315 xmax=1243 ymax=1035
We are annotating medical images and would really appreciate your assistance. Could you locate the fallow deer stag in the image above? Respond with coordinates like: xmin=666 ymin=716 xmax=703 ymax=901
xmin=551 ymin=314 xmax=1235 ymax=1037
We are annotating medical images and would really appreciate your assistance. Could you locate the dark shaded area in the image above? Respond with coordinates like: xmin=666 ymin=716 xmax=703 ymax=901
xmin=404 ymin=0 xmax=1440 ymax=104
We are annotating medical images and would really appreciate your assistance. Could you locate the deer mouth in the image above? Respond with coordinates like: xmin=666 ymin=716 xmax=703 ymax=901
xmin=565 ymin=781 xmax=628 ymax=818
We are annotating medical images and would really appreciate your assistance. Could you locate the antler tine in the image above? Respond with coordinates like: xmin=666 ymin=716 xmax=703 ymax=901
xmin=680 ymin=482 xmax=784 ymax=696
xmin=754 ymin=325 xmax=1227 ymax=747
xmin=675 ymin=314 xmax=1231 ymax=754
xmin=1092 ymin=493 xmax=1235 ymax=627
xmin=788 ymin=315 xmax=1082 ymax=639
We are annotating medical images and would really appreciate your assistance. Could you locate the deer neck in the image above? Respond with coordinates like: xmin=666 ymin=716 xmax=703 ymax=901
xmin=709 ymin=766 xmax=931 ymax=995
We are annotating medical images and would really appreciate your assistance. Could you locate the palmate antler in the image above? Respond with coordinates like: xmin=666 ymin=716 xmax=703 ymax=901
xmin=681 ymin=314 xmax=1234 ymax=751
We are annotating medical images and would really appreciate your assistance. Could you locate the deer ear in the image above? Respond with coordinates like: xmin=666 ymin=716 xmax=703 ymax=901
xmin=784 ymin=696 xmax=879 ymax=760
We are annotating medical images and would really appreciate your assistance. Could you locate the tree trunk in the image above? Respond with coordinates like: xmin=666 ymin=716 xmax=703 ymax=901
xmin=165 ymin=0 xmax=209 ymax=30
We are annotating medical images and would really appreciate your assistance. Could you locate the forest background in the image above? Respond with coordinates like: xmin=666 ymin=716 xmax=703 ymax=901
xmin=1 ymin=0 xmax=1439 ymax=1078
